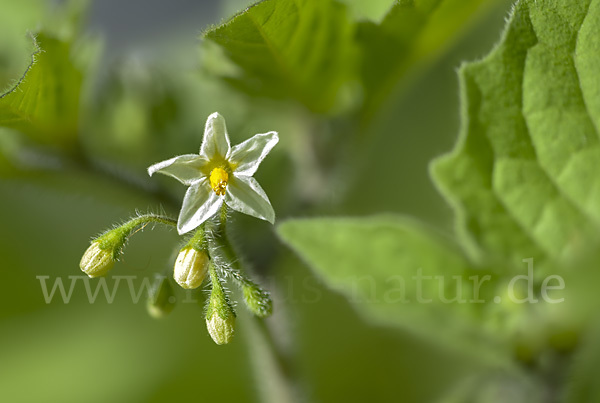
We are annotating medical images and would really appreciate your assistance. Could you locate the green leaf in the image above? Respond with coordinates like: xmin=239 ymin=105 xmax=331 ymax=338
xmin=336 ymin=0 xmax=393 ymax=21
xmin=431 ymin=0 xmax=600 ymax=270
xmin=276 ymin=0 xmax=597 ymax=368
xmin=0 ymin=32 xmax=82 ymax=148
xmin=358 ymin=0 xmax=502 ymax=123
xmin=203 ymin=0 xmax=356 ymax=114
xmin=278 ymin=216 xmax=509 ymax=363
xmin=203 ymin=0 xmax=502 ymax=119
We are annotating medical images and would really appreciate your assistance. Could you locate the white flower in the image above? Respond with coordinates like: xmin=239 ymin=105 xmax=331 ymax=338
xmin=148 ymin=112 xmax=278 ymax=234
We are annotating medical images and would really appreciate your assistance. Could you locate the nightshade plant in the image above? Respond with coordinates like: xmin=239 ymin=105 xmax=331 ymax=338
xmin=80 ymin=112 xmax=277 ymax=344
xmin=2 ymin=0 xmax=600 ymax=401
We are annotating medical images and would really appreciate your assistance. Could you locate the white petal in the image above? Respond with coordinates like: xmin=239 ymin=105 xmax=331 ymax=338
xmin=229 ymin=131 xmax=279 ymax=176
xmin=225 ymin=176 xmax=275 ymax=224
xmin=178 ymin=179 xmax=223 ymax=234
xmin=147 ymin=154 xmax=206 ymax=185
xmin=200 ymin=112 xmax=231 ymax=160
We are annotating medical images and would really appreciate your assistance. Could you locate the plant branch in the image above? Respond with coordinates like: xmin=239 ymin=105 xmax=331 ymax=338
xmin=208 ymin=205 xmax=303 ymax=403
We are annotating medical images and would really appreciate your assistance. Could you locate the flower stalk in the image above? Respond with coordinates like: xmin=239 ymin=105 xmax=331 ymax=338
xmin=80 ymin=214 xmax=177 ymax=277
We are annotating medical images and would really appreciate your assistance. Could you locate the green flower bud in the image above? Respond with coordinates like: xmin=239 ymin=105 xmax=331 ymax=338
xmin=206 ymin=310 xmax=235 ymax=345
xmin=243 ymin=282 xmax=273 ymax=318
xmin=174 ymin=247 xmax=209 ymax=289
xmin=206 ymin=264 xmax=236 ymax=345
xmin=147 ymin=275 xmax=176 ymax=318
xmin=80 ymin=241 xmax=115 ymax=278
xmin=80 ymin=219 xmax=143 ymax=278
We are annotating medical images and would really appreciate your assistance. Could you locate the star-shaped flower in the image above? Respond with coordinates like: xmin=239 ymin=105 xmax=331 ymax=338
xmin=148 ymin=112 xmax=278 ymax=234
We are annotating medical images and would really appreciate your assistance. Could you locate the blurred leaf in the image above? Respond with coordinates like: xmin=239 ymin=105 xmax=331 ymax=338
xmin=358 ymin=0 xmax=499 ymax=123
xmin=431 ymin=0 xmax=600 ymax=270
xmin=278 ymin=215 xmax=509 ymax=364
xmin=204 ymin=0 xmax=499 ymax=119
xmin=0 ymin=32 xmax=82 ymax=149
xmin=563 ymin=321 xmax=600 ymax=403
xmin=281 ymin=253 xmax=486 ymax=403
xmin=336 ymin=0 xmax=393 ymax=21
xmin=203 ymin=0 xmax=356 ymax=114
xmin=82 ymin=64 xmax=186 ymax=168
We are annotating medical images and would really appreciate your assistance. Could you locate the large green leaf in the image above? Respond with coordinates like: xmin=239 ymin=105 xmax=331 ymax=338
xmin=276 ymin=0 xmax=600 ymax=370
xmin=337 ymin=0 xmax=393 ymax=21
xmin=0 ymin=32 xmax=82 ymax=148
xmin=432 ymin=0 xmax=600 ymax=270
xmin=203 ymin=0 xmax=356 ymax=114
xmin=278 ymin=216 xmax=509 ymax=363
xmin=203 ymin=0 xmax=500 ymax=117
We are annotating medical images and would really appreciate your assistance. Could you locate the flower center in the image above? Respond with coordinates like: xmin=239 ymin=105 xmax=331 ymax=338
xmin=209 ymin=167 xmax=229 ymax=196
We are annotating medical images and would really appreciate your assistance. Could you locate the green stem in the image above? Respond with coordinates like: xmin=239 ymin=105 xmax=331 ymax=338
xmin=125 ymin=214 xmax=178 ymax=230
xmin=185 ymin=225 xmax=206 ymax=251
xmin=96 ymin=213 xmax=177 ymax=259
xmin=208 ymin=262 xmax=224 ymax=298
xmin=226 ymin=266 xmax=260 ymax=289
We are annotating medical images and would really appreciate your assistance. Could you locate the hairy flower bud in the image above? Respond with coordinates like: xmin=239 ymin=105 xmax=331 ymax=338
xmin=206 ymin=311 xmax=235 ymax=345
xmin=243 ymin=282 xmax=273 ymax=318
xmin=80 ymin=241 xmax=115 ymax=278
xmin=174 ymin=247 xmax=209 ymax=289
xmin=205 ymin=264 xmax=236 ymax=345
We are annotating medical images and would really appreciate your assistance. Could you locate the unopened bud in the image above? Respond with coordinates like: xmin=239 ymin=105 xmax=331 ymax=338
xmin=206 ymin=310 xmax=235 ymax=345
xmin=174 ymin=247 xmax=209 ymax=289
xmin=206 ymin=265 xmax=236 ymax=345
xmin=80 ymin=221 xmax=138 ymax=278
xmin=243 ymin=282 xmax=273 ymax=318
xmin=147 ymin=275 xmax=176 ymax=318
xmin=80 ymin=241 xmax=115 ymax=278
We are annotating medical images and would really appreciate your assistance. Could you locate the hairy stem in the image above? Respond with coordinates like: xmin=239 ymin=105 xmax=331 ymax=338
xmin=126 ymin=213 xmax=178 ymax=229
xmin=209 ymin=204 xmax=302 ymax=403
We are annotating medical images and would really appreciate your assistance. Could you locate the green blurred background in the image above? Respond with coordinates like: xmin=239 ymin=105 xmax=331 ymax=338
xmin=0 ymin=0 xmax=516 ymax=402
